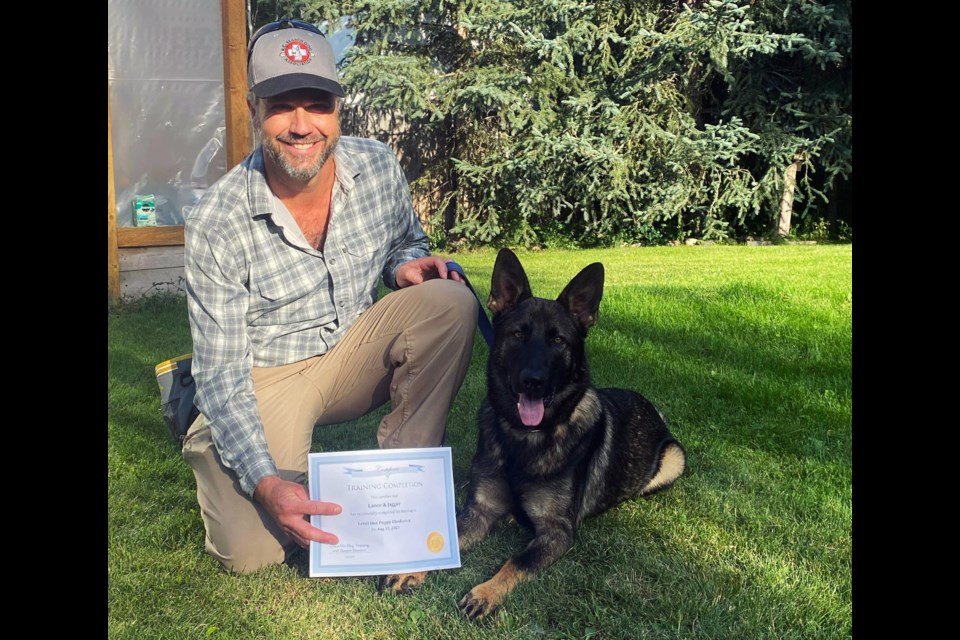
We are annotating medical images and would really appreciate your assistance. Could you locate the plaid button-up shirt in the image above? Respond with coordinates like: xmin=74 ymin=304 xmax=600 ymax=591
xmin=184 ymin=137 xmax=430 ymax=495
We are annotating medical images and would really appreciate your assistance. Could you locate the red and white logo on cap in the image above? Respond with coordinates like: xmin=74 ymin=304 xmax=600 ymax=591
xmin=282 ymin=39 xmax=312 ymax=65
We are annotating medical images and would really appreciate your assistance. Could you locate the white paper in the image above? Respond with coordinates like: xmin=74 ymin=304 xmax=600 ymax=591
xmin=308 ymin=447 xmax=461 ymax=577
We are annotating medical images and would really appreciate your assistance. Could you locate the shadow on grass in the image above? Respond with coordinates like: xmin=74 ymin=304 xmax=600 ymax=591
xmin=588 ymin=282 xmax=851 ymax=463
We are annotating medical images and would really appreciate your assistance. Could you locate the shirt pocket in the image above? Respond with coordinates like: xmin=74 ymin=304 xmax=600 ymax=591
xmin=341 ymin=217 xmax=388 ymax=259
xmin=255 ymin=268 xmax=303 ymax=301
xmin=340 ymin=214 xmax=390 ymax=288
xmin=250 ymin=263 xmax=335 ymax=327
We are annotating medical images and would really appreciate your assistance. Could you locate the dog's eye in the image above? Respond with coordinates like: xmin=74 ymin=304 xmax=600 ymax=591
xmin=513 ymin=330 xmax=523 ymax=339
xmin=554 ymin=335 xmax=564 ymax=344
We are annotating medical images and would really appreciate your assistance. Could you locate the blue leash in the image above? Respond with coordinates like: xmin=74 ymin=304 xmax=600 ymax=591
xmin=445 ymin=261 xmax=494 ymax=347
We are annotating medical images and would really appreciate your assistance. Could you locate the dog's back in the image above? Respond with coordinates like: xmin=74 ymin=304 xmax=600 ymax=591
xmin=586 ymin=388 xmax=686 ymax=514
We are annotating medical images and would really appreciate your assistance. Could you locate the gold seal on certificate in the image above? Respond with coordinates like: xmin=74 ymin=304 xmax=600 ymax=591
xmin=307 ymin=447 xmax=461 ymax=577
xmin=426 ymin=531 xmax=445 ymax=553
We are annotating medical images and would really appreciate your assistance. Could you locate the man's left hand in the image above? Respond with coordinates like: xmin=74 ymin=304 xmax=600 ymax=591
xmin=396 ymin=256 xmax=464 ymax=287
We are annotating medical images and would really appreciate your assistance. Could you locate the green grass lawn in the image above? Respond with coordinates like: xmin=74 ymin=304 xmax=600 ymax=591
xmin=108 ymin=245 xmax=852 ymax=639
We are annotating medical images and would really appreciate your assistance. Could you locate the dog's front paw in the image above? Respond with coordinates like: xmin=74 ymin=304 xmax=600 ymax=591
xmin=378 ymin=571 xmax=427 ymax=595
xmin=458 ymin=584 xmax=502 ymax=621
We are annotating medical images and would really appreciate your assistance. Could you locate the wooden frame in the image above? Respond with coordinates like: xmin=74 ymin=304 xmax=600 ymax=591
xmin=108 ymin=81 xmax=120 ymax=302
xmin=108 ymin=0 xmax=251 ymax=304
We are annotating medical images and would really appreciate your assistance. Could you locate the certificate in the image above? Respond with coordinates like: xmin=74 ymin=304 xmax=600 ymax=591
xmin=307 ymin=447 xmax=461 ymax=577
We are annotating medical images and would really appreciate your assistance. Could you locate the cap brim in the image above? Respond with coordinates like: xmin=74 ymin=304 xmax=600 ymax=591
xmin=251 ymin=74 xmax=345 ymax=98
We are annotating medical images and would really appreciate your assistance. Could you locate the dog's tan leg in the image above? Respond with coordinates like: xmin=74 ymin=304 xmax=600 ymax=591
xmin=378 ymin=571 xmax=428 ymax=595
xmin=458 ymin=559 xmax=527 ymax=620
xmin=460 ymin=520 xmax=575 ymax=620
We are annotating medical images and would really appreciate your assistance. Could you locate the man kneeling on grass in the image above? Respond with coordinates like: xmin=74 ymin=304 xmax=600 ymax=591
xmin=182 ymin=19 xmax=477 ymax=573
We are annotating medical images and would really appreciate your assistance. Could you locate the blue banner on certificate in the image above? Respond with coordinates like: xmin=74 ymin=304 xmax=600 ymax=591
xmin=308 ymin=447 xmax=461 ymax=577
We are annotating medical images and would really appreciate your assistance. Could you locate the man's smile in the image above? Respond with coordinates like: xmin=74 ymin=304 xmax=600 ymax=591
xmin=280 ymin=138 xmax=324 ymax=152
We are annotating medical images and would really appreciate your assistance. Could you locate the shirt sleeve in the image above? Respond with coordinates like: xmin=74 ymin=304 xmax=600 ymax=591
xmin=381 ymin=155 xmax=430 ymax=290
xmin=184 ymin=219 xmax=278 ymax=497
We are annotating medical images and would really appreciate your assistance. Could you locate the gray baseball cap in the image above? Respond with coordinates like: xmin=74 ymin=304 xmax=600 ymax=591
xmin=247 ymin=23 xmax=344 ymax=98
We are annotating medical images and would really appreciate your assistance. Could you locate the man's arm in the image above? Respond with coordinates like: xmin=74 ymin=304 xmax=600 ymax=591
xmin=380 ymin=153 xmax=463 ymax=288
xmin=185 ymin=219 xmax=343 ymax=547
xmin=381 ymin=154 xmax=431 ymax=289
xmin=184 ymin=220 xmax=278 ymax=497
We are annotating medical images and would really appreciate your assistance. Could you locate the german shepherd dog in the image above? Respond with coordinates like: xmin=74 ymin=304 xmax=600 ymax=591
xmin=378 ymin=249 xmax=686 ymax=616
xmin=453 ymin=248 xmax=687 ymax=620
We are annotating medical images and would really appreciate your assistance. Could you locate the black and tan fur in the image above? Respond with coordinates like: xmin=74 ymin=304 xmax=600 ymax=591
xmin=453 ymin=248 xmax=686 ymax=620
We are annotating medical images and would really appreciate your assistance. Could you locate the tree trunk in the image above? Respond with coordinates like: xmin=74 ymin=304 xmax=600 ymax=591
xmin=444 ymin=114 xmax=459 ymax=235
xmin=827 ymin=186 xmax=838 ymax=237
xmin=776 ymin=158 xmax=801 ymax=238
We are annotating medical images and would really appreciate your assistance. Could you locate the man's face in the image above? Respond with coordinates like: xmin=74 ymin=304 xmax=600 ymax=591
xmin=251 ymin=88 xmax=340 ymax=183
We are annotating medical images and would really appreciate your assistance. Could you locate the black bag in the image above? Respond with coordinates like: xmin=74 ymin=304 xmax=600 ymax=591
xmin=155 ymin=354 xmax=201 ymax=447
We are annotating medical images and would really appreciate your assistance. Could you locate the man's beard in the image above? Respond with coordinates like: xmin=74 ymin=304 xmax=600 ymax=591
xmin=259 ymin=127 xmax=340 ymax=183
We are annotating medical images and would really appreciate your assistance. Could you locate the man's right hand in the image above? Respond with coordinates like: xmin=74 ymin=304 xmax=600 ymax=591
xmin=253 ymin=475 xmax=342 ymax=548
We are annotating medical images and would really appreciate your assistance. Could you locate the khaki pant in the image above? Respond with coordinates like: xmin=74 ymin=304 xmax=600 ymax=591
xmin=182 ymin=279 xmax=478 ymax=573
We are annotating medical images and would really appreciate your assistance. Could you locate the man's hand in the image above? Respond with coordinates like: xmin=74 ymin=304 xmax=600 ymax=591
xmin=396 ymin=256 xmax=464 ymax=287
xmin=253 ymin=475 xmax=342 ymax=548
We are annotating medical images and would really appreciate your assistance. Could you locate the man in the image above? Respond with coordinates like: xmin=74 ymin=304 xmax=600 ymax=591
xmin=182 ymin=19 xmax=478 ymax=574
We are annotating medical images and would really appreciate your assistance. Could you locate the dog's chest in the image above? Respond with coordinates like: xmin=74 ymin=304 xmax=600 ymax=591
xmin=500 ymin=424 xmax=587 ymax=479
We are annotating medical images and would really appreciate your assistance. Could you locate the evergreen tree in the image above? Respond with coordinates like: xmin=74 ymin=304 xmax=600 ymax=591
xmin=253 ymin=0 xmax=852 ymax=246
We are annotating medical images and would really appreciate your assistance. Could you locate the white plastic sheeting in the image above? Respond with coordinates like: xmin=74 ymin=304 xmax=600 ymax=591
xmin=108 ymin=0 xmax=229 ymax=227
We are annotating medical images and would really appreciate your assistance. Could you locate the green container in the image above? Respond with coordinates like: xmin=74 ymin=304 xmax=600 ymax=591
xmin=132 ymin=194 xmax=157 ymax=227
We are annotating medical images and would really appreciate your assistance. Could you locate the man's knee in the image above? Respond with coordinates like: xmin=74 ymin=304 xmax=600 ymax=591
xmin=206 ymin=531 xmax=290 ymax=575
xmin=198 ymin=480 xmax=293 ymax=574
xmin=184 ymin=420 xmax=292 ymax=574
xmin=446 ymin=278 xmax=481 ymax=323
xmin=419 ymin=278 xmax=479 ymax=327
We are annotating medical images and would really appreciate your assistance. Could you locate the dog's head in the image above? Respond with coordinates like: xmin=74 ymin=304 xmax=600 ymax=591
xmin=486 ymin=248 xmax=604 ymax=429
xmin=488 ymin=248 xmax=604 ymax=331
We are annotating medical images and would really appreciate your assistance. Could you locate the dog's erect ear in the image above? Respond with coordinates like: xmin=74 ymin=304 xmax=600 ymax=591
xmin=557 ymin=263 xmax=604 ymax=332
xmin=488 ymin=248 xmax=533 ymax=317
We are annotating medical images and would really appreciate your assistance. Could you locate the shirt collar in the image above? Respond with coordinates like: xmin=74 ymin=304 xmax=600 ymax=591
xmin=246 ymin=147 xmax=273 ymax=220
xmin=332 ymin=139 xmax=358 ymax=195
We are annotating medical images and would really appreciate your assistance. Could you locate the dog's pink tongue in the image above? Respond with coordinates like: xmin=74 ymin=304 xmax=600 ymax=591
xmin=518 ymin=394 xmax=544 ymax=427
